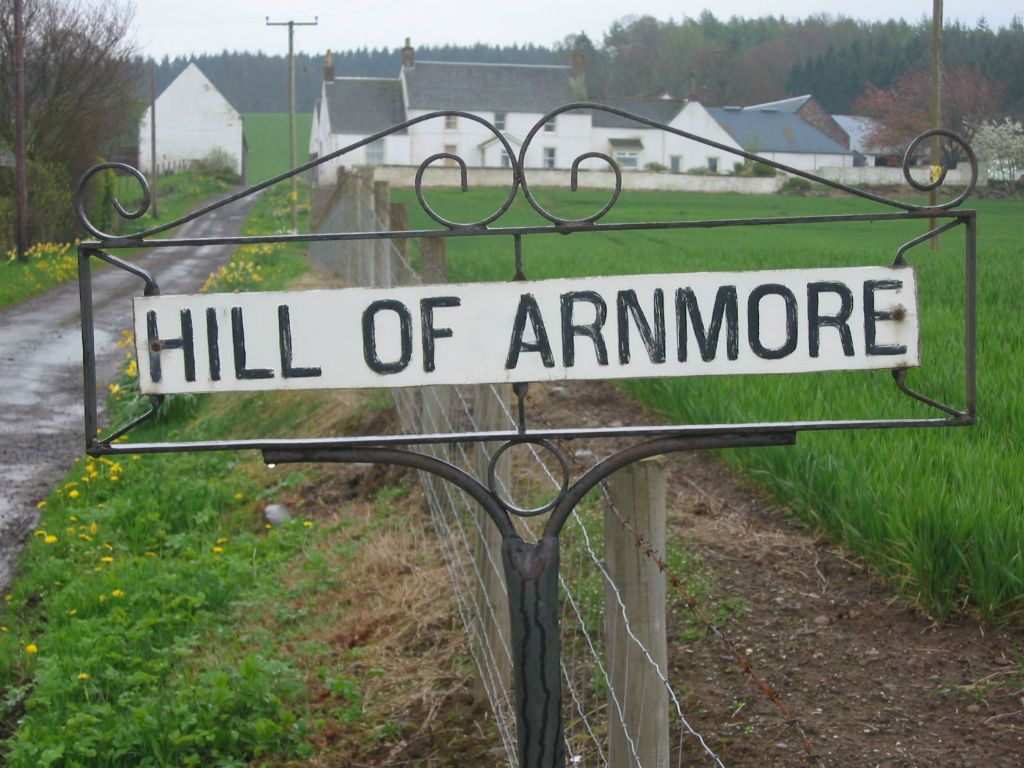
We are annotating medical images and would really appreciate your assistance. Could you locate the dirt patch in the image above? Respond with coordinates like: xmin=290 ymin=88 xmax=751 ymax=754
xmin=530 ymin=380 xmax=1023 ymax=767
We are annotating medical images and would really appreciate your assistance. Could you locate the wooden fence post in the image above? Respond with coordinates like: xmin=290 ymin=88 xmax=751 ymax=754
xmin=417 ymin=236 xmax=450 ymax=509
xmin=389 ymin=202 xmax=409 ymax=285
xmin=473 ymin=384 xmax=513 ymax=703
xmin=374 ymin=180 xmax=392 ymax=288
xmin=604 ymin=457 xmax=670 ymax=768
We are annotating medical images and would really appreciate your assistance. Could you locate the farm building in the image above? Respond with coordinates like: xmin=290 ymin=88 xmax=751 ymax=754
xmin=138 ymin=63 xmax=247 ymax=181
xmin=308 ymin=41 xmax=858 ymax=183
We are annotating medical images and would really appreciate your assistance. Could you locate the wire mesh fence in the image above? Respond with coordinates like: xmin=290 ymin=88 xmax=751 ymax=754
xmin=309 ymin=169 xmax=731 ymax=767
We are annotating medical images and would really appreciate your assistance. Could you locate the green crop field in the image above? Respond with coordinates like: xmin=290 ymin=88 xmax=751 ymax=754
xmin=242 ymin=112 xmax=313 ymax=184
xmin=393 ymin=184 xmax=1023 ymax=621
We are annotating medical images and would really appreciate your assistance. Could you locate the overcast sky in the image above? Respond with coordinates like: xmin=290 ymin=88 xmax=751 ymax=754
xmin=132 ymin=0 xmax=1021 ymax=60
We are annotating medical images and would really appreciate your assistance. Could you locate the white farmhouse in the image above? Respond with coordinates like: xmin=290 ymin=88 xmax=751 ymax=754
xmin=139 ymin=63 xmax=247 ymax=180
xmin=308 ymin=42 xmax=856 ymax=184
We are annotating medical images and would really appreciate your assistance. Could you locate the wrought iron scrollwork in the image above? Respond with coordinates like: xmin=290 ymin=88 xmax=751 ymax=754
xmin=74 ymin=103 xmax=981 ymax=244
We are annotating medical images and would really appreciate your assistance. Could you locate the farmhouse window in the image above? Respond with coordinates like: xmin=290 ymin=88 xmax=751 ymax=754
xmin=544 ymin=147 xmax=556 ymax=168
xmin=445 ymin=115 xmax=458 ymax=130
xmin=707 ymin=157 xmax=720 ymax=173
xmin=495 ymin=112 xmax=507 ymax=130
xmin=444 ymin=144 xmax=457 ymax=166
xmin=670 ymin=155 xmax=682 ymax=173
xmin=544 ymin=117 xmax=556 ymax=133
xmin=614 ymin=151 xmax=639 ymax=168
xmin=366 ymin=139 xmax=384 ymax=166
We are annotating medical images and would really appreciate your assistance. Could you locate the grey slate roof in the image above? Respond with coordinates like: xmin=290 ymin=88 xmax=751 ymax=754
xmin=707 ymin=106 xmax=851 ymax=155
xmin=323 ymin=77 xmax=406 ymax=135
xmin=592 ymin=97 xmax=685 ymax=128
xmin=403 ymin=61 xmax=578 ymax=113
xmin=833 ymin=115 xmax=887 ymax=155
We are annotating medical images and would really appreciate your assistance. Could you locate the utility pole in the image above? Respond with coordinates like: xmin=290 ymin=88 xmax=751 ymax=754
xmin=266 ymin=16 xmax=317 ymax=233
xmin=930 ymin=0 xmax=942 ymax=248
xmin=14 ymin=0 xmax=29 ymax=262
xmin=150 ymin=61 xmax=159 ymax=218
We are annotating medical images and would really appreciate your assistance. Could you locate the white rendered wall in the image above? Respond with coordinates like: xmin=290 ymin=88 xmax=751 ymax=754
xmin=138 ymin=64 xmax=244 ymax=177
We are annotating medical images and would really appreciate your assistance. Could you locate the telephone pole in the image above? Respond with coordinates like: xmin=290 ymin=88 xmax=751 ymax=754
xmin=930 ymin=0 xmax=942 ymax=248
xmin=14 ymin=0 xmax=29 ymax=261
xmin=266 ymin=16 xmax=318 ymax=233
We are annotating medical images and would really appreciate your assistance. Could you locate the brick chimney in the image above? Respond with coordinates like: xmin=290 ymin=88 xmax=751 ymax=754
xmin=401 ymin=37 xmax=414 ymax=69
xmin=323 ymin=49 xmax=334 ymax=81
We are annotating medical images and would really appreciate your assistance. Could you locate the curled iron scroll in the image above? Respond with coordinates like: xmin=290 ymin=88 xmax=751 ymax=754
xmin=901 ymin=129 xmax=978 ymax=210
xmin=75 ymin=103 xmax=981 ymax=243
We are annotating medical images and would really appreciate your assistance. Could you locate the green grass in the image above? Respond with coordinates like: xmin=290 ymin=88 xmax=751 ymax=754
xmin=0 ymin=183 xmax=321 ymax=766
xmin=0 ymin=171 xmax=230 ymax=310
xmin=393 ymin=185 xmax=1024 ymax=622
xmin=242 ymin=113 xmax=313 ymax=184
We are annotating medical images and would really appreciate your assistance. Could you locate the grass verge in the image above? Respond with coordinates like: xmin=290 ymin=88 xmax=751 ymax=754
xmin=0 ymin=171 xmax=231 ymax=310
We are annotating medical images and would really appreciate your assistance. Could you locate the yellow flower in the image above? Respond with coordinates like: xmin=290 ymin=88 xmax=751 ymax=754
xmin=0 ymin=626 xmax=7 ymax=632
xmin=36 ymin=500 xmax=46 ymax=510
xmin=303 ymin=520 xmax=314 ymax=528
xmin=212 ymin=546 xmax=224 ymax=554
xmin=233 ymin=492 xmax=245 ymax=501
xmin=79 ymin=534 xmax=93 ymax=542
xmin=215 ymin=537 xmax=228 ymax=545
xmin=69 ymin=609 xmax=77 ymax=616
xmin=100 ymin=556 xmax=114 ymax=563
xmin=98 ymin=594 xmax=106 ymax=602
xmin=25 ymin=644 xmax=38 ymax=654
xmin=68 ymin=515 xmax=78 ymax=522
xmin=144 ymin=551 xmax=157 ymax=557
xmin=89 ymin=522 xmax=98 ymax=535
xmin=108 ymin=383 xmax=121 ymax=394
xmin=78 ymin=673 xmax=90 ymax=681
xmin=43 ymin=535 xmax=58 ymax=545
xmin=68 ymin=490 xmax=80 ymax=499
xmin=33 ymin=530 xmax=46 ymax=537
xmin=111 ymin=589 xmax=125 ymax=598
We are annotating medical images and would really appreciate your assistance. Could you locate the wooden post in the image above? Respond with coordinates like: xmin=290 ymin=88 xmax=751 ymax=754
xmin=374 ymin=180 xmax=392 ymax=288
xmin=473 ymin=384 xmax=513 ymax=703
xmin=604 ymin=457 xmax=670 ymax=768
xmin=417 ymin=236 xmax=450 ymax=505
xmin=389 ymin=202 xmax=409 ymax=285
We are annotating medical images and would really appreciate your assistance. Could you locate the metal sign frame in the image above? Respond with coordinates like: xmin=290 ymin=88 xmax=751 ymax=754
xmin=73 ymin=103 xmax=978 ymax=768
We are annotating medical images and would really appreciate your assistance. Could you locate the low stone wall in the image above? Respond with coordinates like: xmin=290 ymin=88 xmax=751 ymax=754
xmin=372 ymin=165 xmax=784 ymax=194
xmin=365 ymin=163 xmax=984 ymax=195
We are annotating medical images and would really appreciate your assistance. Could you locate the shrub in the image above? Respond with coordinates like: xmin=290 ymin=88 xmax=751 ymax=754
xmin=191 ymin=148 xmax=240 ymax=183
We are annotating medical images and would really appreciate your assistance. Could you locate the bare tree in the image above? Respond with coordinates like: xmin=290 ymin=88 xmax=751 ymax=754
xmin=0 ymin=0 xmax=137 ymax=185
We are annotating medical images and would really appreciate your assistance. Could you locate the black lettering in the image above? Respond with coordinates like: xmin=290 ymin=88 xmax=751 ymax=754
xmin=807 ymin=282 xmax=854 ymax=358
xmin=675 ymin=286 xmax=738 ymax=362
xmin=748 ymin=284 xmax=798 ymax=359
xmin=278 ymin=305 xmax=322 ymax=379
xmin=560 ymin=291 xmax=608 ymax=367
xmin=362 ymin=299 xmax=413 ymax=374
xmin=505 ymin=294 xmax=554 ymax=369
xmin=864 ymin=279 xmax=907 ymax=356
xmin=420 ymin=296 xmax=461 ymax=373
xmin=146 ymin=309 xmax=195 ymax=383
xmin=231 ymin=307 xmax=274 ymax=380
xmin=206 ymin=308 xmax=220 ymax=382
xmin=617 ymin=289 xmax=665 ymax=365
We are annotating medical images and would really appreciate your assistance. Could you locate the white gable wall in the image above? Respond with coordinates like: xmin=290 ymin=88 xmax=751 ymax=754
xmin=139 ymin=63 xmax=244 ymax=177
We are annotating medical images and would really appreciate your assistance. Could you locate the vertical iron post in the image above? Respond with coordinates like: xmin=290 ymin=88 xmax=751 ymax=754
xmin=929 ymin=0 xmax=943 ymax=247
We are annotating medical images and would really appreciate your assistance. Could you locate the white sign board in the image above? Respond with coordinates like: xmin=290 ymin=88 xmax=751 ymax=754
xmin=134 ymin=266 xmax=919 ymax=395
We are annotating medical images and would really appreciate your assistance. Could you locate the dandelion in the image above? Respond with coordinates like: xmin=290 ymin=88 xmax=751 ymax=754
xmin=68 ymin=515 xmax=78 ymax=522
xmin=215 ymin=537 xmax=228 ymax=545
xmin=233 ymin=492 xmax=245 ymax=501
xmin=69 ymin=490 xmax=80 ymax=500
xmin=144 ymin=551 xmax=157 ymax=557
xmin=78 ymin=673 xmax=90 ymax=681
xmin=98 ymin=595 xmax=106 ymax=602
xmin=100 ymin=556 xmax=113 ymax=564
xmin=36 ymin=501 xmax=46 ymax=510
xmin=43 ymin=535 xmax=58 ymax=545
xmin=212 ymin=546 xmax=224 ymax=554
xmin=0 ymin=626 xmax=7 ymax=632
xmin=89 ymin=522 xmax=98 ymax=535
xmin=69 ymin=609 xmax=77 ymax=616
xmin=25 ymin=644 xmax=38 ymax=654
xmin=34 ymin=530 xmax=46 ymax=537
xmin=303 ymin=520 xmax=314 ymax=528
xmin=111 ymin=589 xmax=124 ymax=598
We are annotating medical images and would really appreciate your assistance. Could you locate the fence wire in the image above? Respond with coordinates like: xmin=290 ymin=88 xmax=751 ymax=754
xmin=311 ymin=169 xmax=734 ymax=767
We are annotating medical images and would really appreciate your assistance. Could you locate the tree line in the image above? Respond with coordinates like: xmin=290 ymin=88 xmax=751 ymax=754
xmin=139 ymin=13 xmax=1024 ymax=118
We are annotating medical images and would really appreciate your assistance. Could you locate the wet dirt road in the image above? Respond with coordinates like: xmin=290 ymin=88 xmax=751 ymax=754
xmin=0 ymin=192 xmax=258 ymax=592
